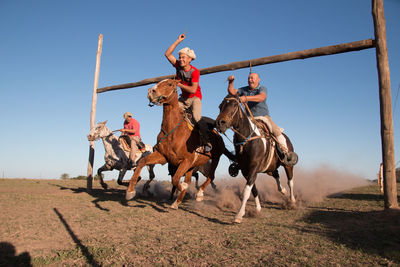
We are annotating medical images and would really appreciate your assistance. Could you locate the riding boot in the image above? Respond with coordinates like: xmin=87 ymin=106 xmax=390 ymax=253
xmin=276 ymin=134 xmax=289 ymax=158
xmin=276 ymin=134 xmax=298 ymax=166
xmin=197 ymin=120 xmax=212 ymax=153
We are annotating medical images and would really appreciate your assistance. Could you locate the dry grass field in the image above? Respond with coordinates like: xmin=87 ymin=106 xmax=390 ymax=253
xmin=0 ymin=174 xmax=399 ymax=266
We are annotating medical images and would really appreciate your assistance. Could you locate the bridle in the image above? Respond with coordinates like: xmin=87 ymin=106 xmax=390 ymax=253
xmin=219 ymin=96 xmax=262 ymax=147
xmin=147 ymin=80 xmax=182 ymax=149
xmin=148 ymin=86 xmax=177 ymax=107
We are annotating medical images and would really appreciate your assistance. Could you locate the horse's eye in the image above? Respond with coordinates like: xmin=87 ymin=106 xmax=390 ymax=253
xmin=168 ymin=83 xmax=172 ymax=86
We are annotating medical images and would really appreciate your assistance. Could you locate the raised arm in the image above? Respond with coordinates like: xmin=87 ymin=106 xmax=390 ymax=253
xmin=227 ymin=75 xmax=266 ymax=103
xmin=164 ymin=33 xmax=185 ymax=65
xmin=227 ymin=75 xmax=238 ymax=95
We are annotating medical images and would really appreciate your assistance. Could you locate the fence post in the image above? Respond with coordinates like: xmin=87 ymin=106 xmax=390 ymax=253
xmin=87 ymin=34 xmax=103 ymax=192
xmin=372 ymin=0 xmax=398 ymax=209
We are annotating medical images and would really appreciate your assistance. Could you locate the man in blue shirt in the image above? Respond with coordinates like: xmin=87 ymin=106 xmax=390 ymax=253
xmin=227 ymin=73 xmax=289 ymax=156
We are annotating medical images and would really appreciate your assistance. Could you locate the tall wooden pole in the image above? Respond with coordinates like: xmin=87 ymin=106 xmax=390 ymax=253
xmin=87 ymin=34 xmax=103 ymax=192
xmin=372 ymin=0 xmax=398 ymax=209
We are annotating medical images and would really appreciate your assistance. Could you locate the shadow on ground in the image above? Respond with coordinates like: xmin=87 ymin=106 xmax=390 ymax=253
xmin=0 ymin=242 xmax=32 ymax=267
xmin=302 ymin=208 xmax=400 ymax=264
xmin=52 ymin=183 xmax=192 ymax=214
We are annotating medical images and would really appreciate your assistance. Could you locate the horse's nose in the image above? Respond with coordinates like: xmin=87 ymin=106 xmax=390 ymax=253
xmin=148 ymin=87 xmax=156 ymax=95
xmin=216 ymin=119 xmax=226 ymax=131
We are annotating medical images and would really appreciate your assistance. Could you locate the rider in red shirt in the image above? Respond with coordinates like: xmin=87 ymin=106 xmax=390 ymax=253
xmin=119 ymin=112 xmax=141 ymax=167
xmin=165 ymin=33 xmax=211 ymax=152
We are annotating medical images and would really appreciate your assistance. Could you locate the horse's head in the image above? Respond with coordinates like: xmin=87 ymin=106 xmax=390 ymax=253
xmin=147 ymin=79 xmax=179 ymax=106
xmin=216 ymin=94 xmax=242 ymax=133
xmin=87 ymin=121 xmax=110 ymax=141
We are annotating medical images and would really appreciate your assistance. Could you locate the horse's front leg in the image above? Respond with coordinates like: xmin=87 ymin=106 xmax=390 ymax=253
xmin=251 ymin=184 xmax=262 ymax=213
xmin=196 ymin=156 xmax=220 ymax=202
xmin=97 ymin=164 xmax=112 ymax=190
xmin=234 ymin=172 xmax=257 ymax=224
xmin=126 ymin=151 xmax=166 ymax=200
xmin=170 ymin=161 xmax=192 ymax=209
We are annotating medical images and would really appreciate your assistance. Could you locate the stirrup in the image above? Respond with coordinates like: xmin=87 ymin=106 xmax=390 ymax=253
xmin=204 ymin=143 xmax=212 ymax=153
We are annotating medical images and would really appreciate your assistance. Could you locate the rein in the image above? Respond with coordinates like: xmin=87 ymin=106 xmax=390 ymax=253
xmin=148 ymin=83 xmax=184 ymax=149
xmin=148 ymin=88 xmax=177 ymax=107
xmin=155 ymin=117 xmax=183 ymax=148
xmin=222 ymin=97 xmax=262 ymax=147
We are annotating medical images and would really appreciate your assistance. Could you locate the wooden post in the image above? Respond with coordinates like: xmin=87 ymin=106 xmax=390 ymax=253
xmin=372 ymin=0 xmax=398 ymax=209
xmin=97 ymin=39 xmax=374 ymax=93
xmin=87 ymin=34 xmax=103 ymax=192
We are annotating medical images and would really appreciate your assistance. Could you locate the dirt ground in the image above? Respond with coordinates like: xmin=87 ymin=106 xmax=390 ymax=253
xmin=0 ymin=170 xmax=399 ymax=266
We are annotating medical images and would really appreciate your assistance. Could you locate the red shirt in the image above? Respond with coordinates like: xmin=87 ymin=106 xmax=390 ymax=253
xmin=174 ymin=61 xmax=202 ymax=100
xmin=124 ymin=118 xmax=140 ymax=138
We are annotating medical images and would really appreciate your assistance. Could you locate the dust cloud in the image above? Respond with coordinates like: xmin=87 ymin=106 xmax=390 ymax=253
xmin=139 ymin=164 xmax=371 ymax=209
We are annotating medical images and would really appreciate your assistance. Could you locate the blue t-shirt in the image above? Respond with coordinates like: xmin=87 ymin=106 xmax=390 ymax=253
xmin=238 ymin=85 xmax=269 ymax=116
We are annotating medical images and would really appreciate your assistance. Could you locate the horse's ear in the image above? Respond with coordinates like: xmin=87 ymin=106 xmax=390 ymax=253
xmin=100 ymin=120 xmax=107 ymax=125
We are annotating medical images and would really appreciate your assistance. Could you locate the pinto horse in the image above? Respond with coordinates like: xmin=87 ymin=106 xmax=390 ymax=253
xmin=216 ymin=93 xmax=296 ymax=223
xmin=125 ymin=79 xmax=233 ymax=209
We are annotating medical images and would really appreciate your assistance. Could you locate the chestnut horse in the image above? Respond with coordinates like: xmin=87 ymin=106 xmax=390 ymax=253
xmin=125 ymin=79 xmax=233 ymax=209
xmin=216 ymin=93 xmax=297 ymax=223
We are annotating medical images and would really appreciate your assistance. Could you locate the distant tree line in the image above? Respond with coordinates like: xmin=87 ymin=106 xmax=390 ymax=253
xmin=60 ymin=173 xmax=100 ymax=180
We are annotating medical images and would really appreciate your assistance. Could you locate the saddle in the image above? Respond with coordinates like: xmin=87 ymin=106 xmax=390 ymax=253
xmin=253 ymin=119 xmax=288 ymax=165
xmin=183 ymin=108 xmax=215 ymax=131
xmin=253 ymin=118 xmax=298 ymax=166
xmin=119 ymin=135 xmax=146 ymax=153
xmin=182 ymin=109 xmax=216 ymax=154
xmin=254 ymin=119 xmax=273 ymax=138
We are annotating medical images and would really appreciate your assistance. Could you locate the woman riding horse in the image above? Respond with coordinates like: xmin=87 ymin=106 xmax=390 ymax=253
xmin=125 ymin=79 xmax=232 ymax=209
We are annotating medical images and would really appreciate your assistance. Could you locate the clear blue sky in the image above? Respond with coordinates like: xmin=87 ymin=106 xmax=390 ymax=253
xmin=0 ymin=0 xmax=399 ymax=180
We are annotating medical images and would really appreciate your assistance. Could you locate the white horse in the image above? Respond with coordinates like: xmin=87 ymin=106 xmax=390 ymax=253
xmin=87 ymin=121 xmax=155 ymax=190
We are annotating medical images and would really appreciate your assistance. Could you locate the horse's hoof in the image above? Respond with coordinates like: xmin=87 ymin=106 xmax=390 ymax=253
xmin=280 ymin=188 xmax=287 ymax=195
xmin=126 ymin=191 xmax=136 ymax=200
xmin=233 ymin=217 xmax=242 ymax=224
xmin=169 ymin=202 xmax=179 ymax=210
xmin=180 ymin=182 xmax=188 ymax=191
xmin=196 ymin=190 xmax=204 ymax=202
xmin=101 ymin=183 xmax=108 ymax=190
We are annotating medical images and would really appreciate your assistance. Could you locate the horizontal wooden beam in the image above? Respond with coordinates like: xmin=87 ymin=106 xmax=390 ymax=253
xmin=97 ymin=39 xmax=375 ymax=93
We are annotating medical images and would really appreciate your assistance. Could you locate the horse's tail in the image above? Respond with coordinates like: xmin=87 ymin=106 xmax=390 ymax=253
xmin=223 ymin=148 xmax=236 ymax=162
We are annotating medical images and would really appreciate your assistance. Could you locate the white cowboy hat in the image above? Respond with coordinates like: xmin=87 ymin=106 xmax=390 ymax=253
xmin=178 ymin=47 xmax=196 ymax=60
